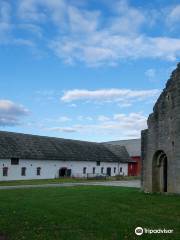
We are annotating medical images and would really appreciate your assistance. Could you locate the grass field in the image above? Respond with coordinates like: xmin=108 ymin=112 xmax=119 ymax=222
xmin=0 ymin=186 xmax=179 ymax=240
xmin=0 ymin=178 xmax=92 ymax=186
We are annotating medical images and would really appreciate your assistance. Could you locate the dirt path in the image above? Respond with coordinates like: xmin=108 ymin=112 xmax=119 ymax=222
xmin=0 ymin=180 xmax=140 ymax=190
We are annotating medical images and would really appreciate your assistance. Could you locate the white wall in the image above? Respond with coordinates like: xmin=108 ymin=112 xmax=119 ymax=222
xmin=0 ymin=159 xmax=128 ymax=181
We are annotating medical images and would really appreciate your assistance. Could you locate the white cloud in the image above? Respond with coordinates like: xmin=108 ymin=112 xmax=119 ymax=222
xmin=61 ymin=88 xmax=160 ymax=104
xmin=113 ymin=113 xmax=146 ymax=129
xmin=16 ymin=0 xmax=180 ymax=66
xmin=167 ymin=4 xmax=180 ymax=27
xmin=18 ymin=0 xmax=99 ymax=32
xmin=12 ymin=38 xmax=35 ymax=47
xmin=0 ymin=100 xmax=29 ymax=126
xmin=77 ymin=115 xmax=83 ymax=121
xmin=47 ymin=112 xmax=147 ymax=139
xmin=0 ymin=1 xmax=11 ymax=42
xmin=69 ymin=103 xmax=77 ymax=108
xmin=47 ymin=127 xmax=77 ymax=133
xmin=145 ymin=68 xmax=157 ymax=82
xmin=18 ymin=0 xmax=67 ymax=26
xmin=0 ymin=1 xmax=37 ymax=48
xmin=43 ymin=116 xmax=71 ymax=124
xmin=77 ymin=116 xmax=93 ymax=121
xmin=68 ymin=6 xmax=100 ymax=33
xmin=1 ymin=0 xmax=179 ymax=66
xmin=48 ymin=0 xmax=180 ymax=66
xmin=117 ymin=102 xmax=132 ymax=108
xmin=35 ymin=90 xmax=60 ymax=102
xmin=98 ymin=115 xmax=110 ymax=122
xmin=58 ymin=116 xmax=71 ymax=122
xmin=109 ymin=0 xmax=145 ymax=35
xmin=145 ymin=68 xmax=156 ymax=78
xmin=86 ymin=116 xmax=93 ymax=121
xmin=18 ymin=23 xmax=43 ymax=38
xmin=50 ymin=33 xmax=180 ymax=66
xmin=150 ymin=37 xmax=180 ymax=61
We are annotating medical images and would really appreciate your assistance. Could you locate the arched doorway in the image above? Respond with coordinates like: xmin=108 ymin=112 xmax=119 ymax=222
xmin=152 ymin=151 xmax=168 ymax=192
xmin=59 ymin=167 xmax=67 ymax=177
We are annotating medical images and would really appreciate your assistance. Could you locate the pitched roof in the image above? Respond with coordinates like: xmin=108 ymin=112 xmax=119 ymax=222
xmin=0 ymin=131 xmax=130 ymax=163
xmin=103 ymin=143 xmax=132 ymax=162
xmin=104 ymin=139 xmax=141 ymax=156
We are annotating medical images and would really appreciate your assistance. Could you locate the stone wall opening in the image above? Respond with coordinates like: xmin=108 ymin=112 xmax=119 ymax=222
xmin=152 ymin=151 xmax=168 ymax=192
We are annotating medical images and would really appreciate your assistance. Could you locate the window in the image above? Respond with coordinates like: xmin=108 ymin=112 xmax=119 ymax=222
xmin=21 ymin=167 xmax=26 ymax=176
xmin=114 ymin=167 xmax=116 ymax=173
xmin=120 ymin=167 xmax=122 ymax=173
xmin=101 ymin=167 xmax=104 ymax=174
xmin=67 ymin=169 xmax=71 ymax=177
xmin=3 ymin=167 xmax=8 ymax=176
xmin=83 ymin=167 xmax=86 ymax=174
xmin=96 ymin=161 xmax=100 ymax=166
xmin=93 ymin=167 xmax=95 ymax=174
xmin=37 ymin=167 xmax=41 ymax=176
xmin=11 ymin=158 xmax=19 ymax=165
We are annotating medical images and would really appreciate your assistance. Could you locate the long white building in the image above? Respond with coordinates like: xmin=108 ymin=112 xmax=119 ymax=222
xmin=0 ymin=131 xmax=130 ymax=181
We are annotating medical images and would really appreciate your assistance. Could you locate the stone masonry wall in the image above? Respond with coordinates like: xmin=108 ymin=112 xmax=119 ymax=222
xmin=141 ymin=63 xmax=180 ymax=193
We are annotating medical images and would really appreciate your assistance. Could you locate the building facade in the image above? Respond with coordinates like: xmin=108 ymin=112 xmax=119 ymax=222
xmin=0 ymin=131 xmax=130 ymax=181
xmin=104 ymin=139 xmax=141 ymax=176
xmin=142 ymin=63 xmax=180 ymax=194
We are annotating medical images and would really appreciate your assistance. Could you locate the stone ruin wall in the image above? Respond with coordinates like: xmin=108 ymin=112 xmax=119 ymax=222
xmin=141 ymin=63 xmax=180 ymax=193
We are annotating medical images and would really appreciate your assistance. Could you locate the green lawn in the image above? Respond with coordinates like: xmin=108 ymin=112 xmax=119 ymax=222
xmin=0 ymin=178 xmax=91 ymax=186
xmin=0 ymin=186 xmax=179 ymax=240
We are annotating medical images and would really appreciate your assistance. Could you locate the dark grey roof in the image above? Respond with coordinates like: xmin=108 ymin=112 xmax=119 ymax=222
xmin=104 ymin=139 xmax=141 ymax=156
xmin=0 ymin=131 xmax=130 ymax=163
xmin=102 ymin=144 xmax=131 ymax=162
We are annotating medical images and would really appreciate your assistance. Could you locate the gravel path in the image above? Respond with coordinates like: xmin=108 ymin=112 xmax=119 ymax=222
xmin=0 ymin=180 xmax=140 ymax=190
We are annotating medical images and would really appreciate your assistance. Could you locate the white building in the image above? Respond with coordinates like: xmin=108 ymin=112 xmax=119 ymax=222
xmin=0 ymin=131 xmax=130 ymax=181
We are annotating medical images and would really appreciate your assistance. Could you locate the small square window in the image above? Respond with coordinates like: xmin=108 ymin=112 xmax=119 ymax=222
xmin=11 ymin=158 xmax=19 ymax=165
xmin=96 ymin=161 xmax=100 ymax=166
xmin=21 ymin=167 xmax=26 ymax=176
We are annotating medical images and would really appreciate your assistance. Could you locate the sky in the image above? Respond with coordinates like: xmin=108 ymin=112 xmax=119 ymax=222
xmin=0 ymin=0 xmax=180 ymax=142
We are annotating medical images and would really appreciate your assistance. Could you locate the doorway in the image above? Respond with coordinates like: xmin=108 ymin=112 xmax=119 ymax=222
xmin=59 ymin=167 xmax=67 ymax=177
xmin=152 ymin=151 xmax=168 ymax=192
xmin=107 ymin=167 xmax=111 ymax=176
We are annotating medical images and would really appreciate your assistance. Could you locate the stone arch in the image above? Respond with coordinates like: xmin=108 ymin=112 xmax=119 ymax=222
xmin=152 ymin=150 xmax=168 ymax=192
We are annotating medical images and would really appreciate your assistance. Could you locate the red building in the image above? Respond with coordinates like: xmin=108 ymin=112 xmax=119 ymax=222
xmin=105 ymin=139 xmax=141 ymax=176
xmin=128 ymin=156 xmax=141 ymax=176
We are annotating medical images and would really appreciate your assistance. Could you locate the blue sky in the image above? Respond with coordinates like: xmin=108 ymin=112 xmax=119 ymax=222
xmin=0 ymin=0 xmax=180 ymax=142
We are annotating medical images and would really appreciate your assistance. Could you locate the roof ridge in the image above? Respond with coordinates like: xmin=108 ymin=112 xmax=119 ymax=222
xmin=0 ymin=130 xmax=98 ymax=145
